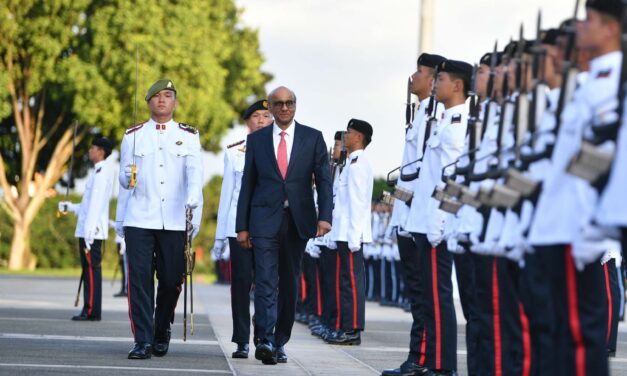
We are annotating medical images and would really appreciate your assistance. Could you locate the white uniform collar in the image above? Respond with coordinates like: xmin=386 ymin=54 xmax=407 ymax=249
xmin=348 ymin=149 xmax=364 ymax=160
xmin=273 ymin=121 xmax=295 ymax=137
xmin=94 ymin=160 xmax=106 ymax=170
xmin=442 ymin=103 xmax=466 ymax=119
xmin=589 ymin=51 xmax=621 ymax=77
xmin=147 ymin=118 xmax=177 ymax=131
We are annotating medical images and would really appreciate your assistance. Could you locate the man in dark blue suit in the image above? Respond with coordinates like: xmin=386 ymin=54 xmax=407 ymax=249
xmin=236 ymin=86 xmax=333 ymax=365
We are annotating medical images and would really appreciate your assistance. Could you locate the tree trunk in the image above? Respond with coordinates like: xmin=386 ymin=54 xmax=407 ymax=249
xmin=8 ymin=218 xmax=36 ymax=270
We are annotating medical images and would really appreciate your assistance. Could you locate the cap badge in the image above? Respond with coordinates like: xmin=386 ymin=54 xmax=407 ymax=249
xmin=176 ymin=140 xmax=183 ymax=145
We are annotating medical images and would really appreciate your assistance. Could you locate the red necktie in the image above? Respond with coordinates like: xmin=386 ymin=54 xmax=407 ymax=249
xmin=277 ymin=131 xmax=288 ymax=179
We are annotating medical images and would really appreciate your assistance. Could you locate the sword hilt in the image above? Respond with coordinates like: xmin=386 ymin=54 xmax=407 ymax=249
xmin=129 ymin=165 xmax=137 ymax=188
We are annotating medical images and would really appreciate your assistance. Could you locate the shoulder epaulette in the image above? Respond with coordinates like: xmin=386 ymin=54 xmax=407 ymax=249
xmin=179 ymin=123 xmax=199 ymax=135
xmin=227 ymin=139 xmax=245 ymax=149
xmin=596 ymin=69 xmax=612 ymax=79
xmin=125 ymin=122 xmax=144 ymax=135
xmin=96 ymin=167 xmax=102 ymax=174
xmin=351 ymin=156 xmax=359 ymax=164
xmin=451 ymin=114 xmax=462 ymax=124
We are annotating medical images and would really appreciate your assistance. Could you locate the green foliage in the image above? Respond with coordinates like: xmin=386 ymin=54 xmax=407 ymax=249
xmin=373 ymin=177 xmax=390 ymax=201
xmin=0 ymin=0 xmax=271 ymax=183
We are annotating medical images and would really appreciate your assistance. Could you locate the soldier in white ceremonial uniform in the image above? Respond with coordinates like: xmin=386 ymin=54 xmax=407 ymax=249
xmin=60 ymin=136 xmax=115 ymax=321
xmin=327 ymin=119 xmax=374 ymax=346
xmin=404 ymin=59 xmax=473 ymax=376
xmin=212 ymin=99 xmax=273 ymax=359
xmin=382 ymin=52 xmax=446 ymax=376
xmin=116 ymin=79 xmax=203 ymax=360
xmin=527 ymin=2 xmax=622 ymax=374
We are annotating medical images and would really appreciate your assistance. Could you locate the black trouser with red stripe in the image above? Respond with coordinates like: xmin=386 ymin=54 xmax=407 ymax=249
xmin=302 ymin=252 xmax=322 ymax=318
xmin=228 ymin=237 xmax=256 ymax=345
xmin=320 ymin=247 xmax=340 ymax=330
xmin=125 ymin=227 xmax=185 ymax=345
xmin=78 ymin=238 xmax=102 ymax=318
xmin=336 ymin=242 xmax=366 ymax=331
xmin=453 ymin=244 xmax=480 ymax=376
xmin=397 ymin=231 xmax=426 ymax=365
xmin=532 ymin=245 xmax=608 ymax=376
xmin=603 ymin=258 xmax=620 ymax=353
xmin=413 ymin=233 xmax=456 ymax=372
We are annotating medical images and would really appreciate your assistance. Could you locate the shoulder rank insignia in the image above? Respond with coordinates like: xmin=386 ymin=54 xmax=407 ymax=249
xmin=351 ymin=156 xmax=359 ymax=164
xmin=596 ymin=69 xmax=611 ymax=79
xmin=125 ymin=122 xmax=144 ymax=135
xmin=96 ymin=167 xmax=102 ymax=174
xmin=176 ymin=141 xmax=183 ymax=145
xmin=451 ymin=114 xmax=462 ymax=124
xmin=179 ymin=123 xmax=199 ymax=135
xmin=227 ymin=139 xmax=245 ymax=149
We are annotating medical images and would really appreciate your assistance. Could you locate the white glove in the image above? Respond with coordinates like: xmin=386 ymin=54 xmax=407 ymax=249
xmin=212 ymin=239 xmax=227 ymax=258
xmin=186 ymin=197 xmax=199 ymax=210
xmin=349 ymin=243 xmax=361 ymax=253
xmin=571 ymin=225 xmax=614 ymax=271
xmin=58 ymin=201 xmax=77 ymax=214
xmin=124 ymin=165 xmax=133 ymax=180
xmin=84 ymin=229 xmax=96 ymax=251
xmin=115 ymin=221 xmax=125 ymax=238
xmin=447 ymin=236 xmax=465 ymax=254
xmin=306 ymin=240 xmax=322 ymax=258
xmin=119 ymin=241 xmax=126 ymax=255
xmin=221 ymin=243 xmax=231 ymax=260
xmin=326 ymin=241 xmax=338 ymax=250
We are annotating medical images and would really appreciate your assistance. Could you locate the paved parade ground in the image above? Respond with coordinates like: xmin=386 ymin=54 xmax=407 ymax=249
xmin=2 ymin=275 xmax=627 ymax=375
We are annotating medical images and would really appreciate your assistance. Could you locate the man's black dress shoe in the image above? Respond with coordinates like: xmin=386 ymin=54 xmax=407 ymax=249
xmin=426 ymin=370 xmax=457 ymax=376
xmin=255 ymin=342 xmax=277 ymax=365
xmin=325 ymin=330 xmax=361 ymax=345
xmin=71 ymin=313 xmax=101 ymax=321
xmin=381 ymin=360 xmax=429 ymax=375
xmin=276 ymin=346 xmax=287 ymax=363
xmin=232 ymin=343 xmax=249 ymax=359
xmin=128 ymin=342 xmax=152 ymax=359
xmin=152 ymin=328 xmax=171 ymax=357
xmin=113 ymin=291 xmax=128 ymax=298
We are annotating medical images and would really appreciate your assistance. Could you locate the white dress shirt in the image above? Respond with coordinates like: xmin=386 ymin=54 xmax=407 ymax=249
xmin=117 ymin=118 xmax=204 ymax=230
xmin=273 ymin=121 xmax=294 ymax=164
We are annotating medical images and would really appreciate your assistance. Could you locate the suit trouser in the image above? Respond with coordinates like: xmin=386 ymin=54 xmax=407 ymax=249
xmin=603 ymin=259 xmax=620 ymax=353
xmin=125 ymin=227 xmax=185 ymax=344
xmin=337 ymin=242 xmax=366 ymax=331
xmin=397 ymin=232 xmax=427 ymax=365
xmin=78 ymin=238 xmax=102 ymax=318
xmin=302 ymin=252 xmax=322 ymax=317
xmin=533 ymin=245 xmax=608 ymax=376
xmin=413 ymin=233 xmax=456 ymax=371
xmin=320 ymin=247 xmax=340 ymax=330
xmin=117 ymin=243 xmax=128 ymax=294
xmin=228 ymin=237 xmax=256 ymax=344
xmin=371 ymin=258 xmax=382 ymax=301
xmin=252 ymin=209 xmax=307 ymax=347
xmin=453 ymin=246 xmax=480 ymax=376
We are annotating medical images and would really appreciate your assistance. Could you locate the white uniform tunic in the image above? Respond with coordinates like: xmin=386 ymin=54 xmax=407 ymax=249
xmin=117 ymin=118 xmax=203 ymax=230
xmin=73 ymin=159 xmax=115 ymax=240
xmin=597 ymin=94 xmax=627 ymax=227
xmin=389 ymin=97 xmax=431 ymax=229
xmin=405 ymin=103 xmax=468 ymax=244
xmin=332 ymin=149 xmax=374 ymax=251
xmin=529 ymin=51 xmax=622 ymax=246
xmin=215 ymin=139 xmax=247 ymax=239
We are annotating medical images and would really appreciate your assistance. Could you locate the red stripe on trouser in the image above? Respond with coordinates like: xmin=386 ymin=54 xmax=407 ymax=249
xmin=419 ymin=327 xmax=427 ymax=366
xmin=316 ymin=268 xmax=322 ymax=316
xmin=565 ymin=245 xmax=586 ymax=376
xmin=604 ymin=263 xmax=612 ymax=343
xmin=492 ymin=258 xmax=502 ymax=376
xmin=301 ymin=272 xmax=307 ymax=302
xmin=349 ymin=251 xmax=358 ymax=330
xmin=335 ymin=252 xmax=341 ymax=331
xmin=519 ymin=303 xmax=532 ymax=376
xmin=87 ymin=252 xmax=94 ymax=316
xmin=431 ymin=247 xmax=441 ymax=369
xmin=127 ymin=262 xmax=136 ymax=338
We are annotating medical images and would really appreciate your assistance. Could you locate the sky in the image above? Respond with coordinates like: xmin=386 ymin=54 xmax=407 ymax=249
xmin=202 ymin=0 xmax=580 ymax=179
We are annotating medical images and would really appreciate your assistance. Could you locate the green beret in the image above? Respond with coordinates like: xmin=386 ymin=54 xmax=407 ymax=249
xmin=145 ymin=79 xmax=176 ymax=101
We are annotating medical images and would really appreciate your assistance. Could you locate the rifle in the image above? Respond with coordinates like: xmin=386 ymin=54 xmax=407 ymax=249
xmin=406 ymin=75 xmax=415 ymax=130
xmin=129 ymin=46 xmax=139 ymax=188
xmin=183 ymin=207 xmax=195 ymax=340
